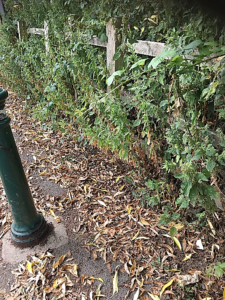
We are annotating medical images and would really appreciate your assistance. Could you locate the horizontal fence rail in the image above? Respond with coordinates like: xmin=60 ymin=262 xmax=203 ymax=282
xmin=17 ymin=19 xmax=165 ymax=76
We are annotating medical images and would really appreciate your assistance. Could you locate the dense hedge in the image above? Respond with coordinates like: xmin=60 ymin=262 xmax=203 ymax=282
xmin=1 ymin=0 xmax=225 ymax=222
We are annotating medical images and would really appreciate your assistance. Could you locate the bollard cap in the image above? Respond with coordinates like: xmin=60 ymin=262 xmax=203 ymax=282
xmin=0 ymin=88 xmax=8 ymax=110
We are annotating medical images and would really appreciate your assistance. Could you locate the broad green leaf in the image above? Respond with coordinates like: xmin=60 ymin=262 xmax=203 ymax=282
xmin=174 ymin=173 xmax=185 ymax=179
xmin=148 ymin=57 xmax=163 ymax=69
xmin=160 ymin=47 xmax=177 ymax=58
xmin=106 ymin=70 xmax=124 ymax=86
xmin=113 ymin=50 xmax=121 ymax=61
xmin=206 ymin=146 xmax=216 ymax=157
xmin=206 ymin=160 xmax=216 ymax=172
xmin=220 ymin=140 xmax=225 ymax=147
xmin=133 ymin=119 xmax=141 ymax=127
xmin=170 ymin=226 xmax=177 ymax=237
xmin=184 ymin=40 xmax=201 ymax=51
xmin=182 ymin=179 xmax=192 ymax=197
xmin=205 ymin=186 xmax=220 ymax=200
xmin=214 ymin=266 xmax=223 ymax=277
xmin=130 ymin=59 xmax=146 ymax=70
xmin=196 ymin=173 xmax=208 ymax=181
xmin=189 ymin=186 xmax=198 ymax=200
xmin=171 ymin=55 xmax=183 ymax=64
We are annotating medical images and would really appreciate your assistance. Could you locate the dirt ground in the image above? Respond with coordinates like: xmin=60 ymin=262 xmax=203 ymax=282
xmin=1 ymin=88 xmax=225 ymax=300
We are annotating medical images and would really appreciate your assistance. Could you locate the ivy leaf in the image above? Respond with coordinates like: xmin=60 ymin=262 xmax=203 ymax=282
xmin=130 ymin=59 xmax=147 ymax=70
xmin=206 ymin=160 xmax=216 ymax=172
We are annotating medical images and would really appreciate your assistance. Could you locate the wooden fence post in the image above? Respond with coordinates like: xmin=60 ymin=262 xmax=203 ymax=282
xmin=44 ymin=21 xmax=49 ymax=53
xmin=17 ymin=21 xmax=27 ymax=41
xmin=106 ymin=18 xmax=124 ymax=76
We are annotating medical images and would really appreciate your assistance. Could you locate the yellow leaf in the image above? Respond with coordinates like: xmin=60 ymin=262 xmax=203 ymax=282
xmin=53 ymin=254 xmax=67 ymax=269
xmin=223 ymin=286 xmax=225 ymax=300
xmin=131 ymin=232 xmax=139 ymax=241
xmin=61 ymin=264 xmax=78 ymax=277
xmin=140 ymin=216 xmax=150 ymax=226
xmin=134 ymin=26 xmax=139 ymax=30
xmin=39 ymin=170 xmax=49 ymax=176
xmin=140 ymin=27 xmax=145 ymax=35
xmin=148 ymin=293 xmax=160 ymax=300
xmin=26 ymin=261 xmax=33 ymax=274
xmin=183 ymin=253 xmax=193 ymax=261
xmin=172 ymin=236 xmax=182 ymax=250
xmin=202 ymin=298 xmax=212 ymax=300
xmin=89 ymin=276 xmax=104 ymax=283
xmin=113 ymin=270 xmax=118 ymax=294
xmin=119 ymin=185 xmax=124 ymax=190
xmin=160 ymin=278 xmax=175 ymax=297
xmin=207 ymin=218 xmax=216 ymax=235
xmin=53 ymin=277 xmax=67 ymax=289
xmin=170 ymin=222 xmax=184 ymax=231
xmin=128 ymin=206 xmax=132 ymax=214
xmin=116 ymin=176 xmax=121 ymax=182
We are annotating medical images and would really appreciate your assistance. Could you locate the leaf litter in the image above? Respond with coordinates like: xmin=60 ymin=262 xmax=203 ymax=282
xmin=0 ymin=88 xmax=225 ymax=299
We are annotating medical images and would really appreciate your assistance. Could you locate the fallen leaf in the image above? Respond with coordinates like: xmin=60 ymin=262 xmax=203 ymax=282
xmin=53 ymin=253 xmax=67 ymax=269
xmin=89 ymin=276 xmax=104 ymax=282
xmin=148 ymin=293 xmax=160 ymax=300
xmin=113 ymin=269 xmax=119 ymax=294
xmin=26 ymin=261 xmax=34 ymax=274
xmin=172 ymin=236 xmax=182 ymax=250
xmin=140 ymin=216 xmax=150 ymax=226
xmin=133 ymin=288 xmax=139 ymax=300
xmin=53 ymin=277 xmax=67 ymax=289
xmin=131 ymin=232 xmax=139 ymax=241
xmin=183 ymin=254 xmax=193 ymax=261
xmin=207 ymin=218 xmax=216 ymax=235
xmin=160 ymin=278 xmax=175 ymax=297
xmin=98 ymin=200 xmax=107 ymax=207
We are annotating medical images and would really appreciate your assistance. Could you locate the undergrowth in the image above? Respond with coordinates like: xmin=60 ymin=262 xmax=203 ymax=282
xmin=0 ymin=0 xmax=225 ymax=223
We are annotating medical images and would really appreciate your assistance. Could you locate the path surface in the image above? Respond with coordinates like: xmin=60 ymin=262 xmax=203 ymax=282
xmin=0 ymin=91 xmax=136 ymax=299
xmin=1 ymin=89 xmax=225 ymax=300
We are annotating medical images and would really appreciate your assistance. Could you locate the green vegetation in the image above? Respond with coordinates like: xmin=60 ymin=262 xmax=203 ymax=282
xmin=0 ymin=0 xmax=225 ymax=223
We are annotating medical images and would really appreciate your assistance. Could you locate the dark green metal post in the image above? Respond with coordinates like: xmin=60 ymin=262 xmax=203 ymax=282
xmin=0 ymin=88 xmax=47 ymax=243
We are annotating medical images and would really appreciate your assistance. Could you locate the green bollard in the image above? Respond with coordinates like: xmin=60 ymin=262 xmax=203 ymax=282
xmin=0 ymin=88 xmax=47 ymax=243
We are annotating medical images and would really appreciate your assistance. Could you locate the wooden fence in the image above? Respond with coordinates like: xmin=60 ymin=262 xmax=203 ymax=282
xmin=17 ymin=19 xmax=165 ymax=76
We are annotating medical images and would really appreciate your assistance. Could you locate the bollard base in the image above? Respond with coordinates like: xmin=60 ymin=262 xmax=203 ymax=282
xmin=11 ymin=214 xmax=48 ymax=244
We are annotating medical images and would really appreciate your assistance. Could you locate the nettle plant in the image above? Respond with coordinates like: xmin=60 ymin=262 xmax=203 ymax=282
xmin=104 ymin=39 xmax=225 ymax=222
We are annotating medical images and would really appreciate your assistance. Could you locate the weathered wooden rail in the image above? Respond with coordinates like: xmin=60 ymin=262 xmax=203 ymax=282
xmin=17 ymin=19 xmax=165 ymax=75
